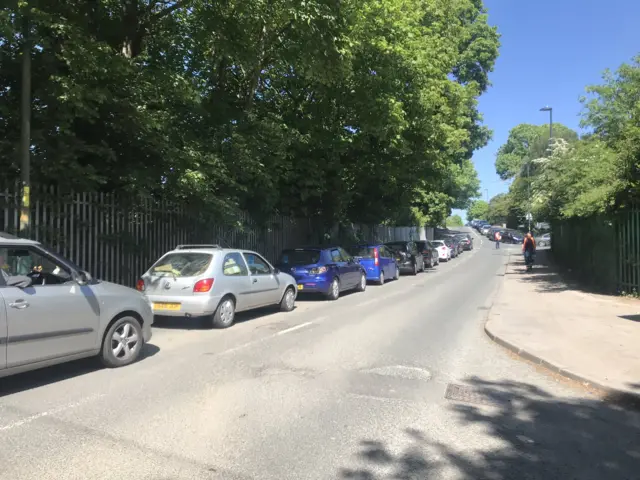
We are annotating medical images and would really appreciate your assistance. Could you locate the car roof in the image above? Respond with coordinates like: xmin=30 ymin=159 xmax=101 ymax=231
xmin=0 ymin=232 xmax=40 ymax=246
xmin=282 ymin=246 xmax=339 ymax=251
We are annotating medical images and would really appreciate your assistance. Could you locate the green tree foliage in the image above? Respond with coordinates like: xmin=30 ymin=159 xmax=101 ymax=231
xmin=446 ymin=214 xmax=463 ymax=227
xmin=495 ymin=123 xmax=578 ymax=181
xmin=492 ymin=57 xmax=640 ymax=225
xmin=0 ymin=0 xmax=499 ymax=228
xmin=466 ymin=199 xmax=489 ymax=220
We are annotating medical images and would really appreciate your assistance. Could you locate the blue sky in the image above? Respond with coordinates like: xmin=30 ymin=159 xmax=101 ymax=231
xmin=454 ymin=0 xmax=640 ymax=223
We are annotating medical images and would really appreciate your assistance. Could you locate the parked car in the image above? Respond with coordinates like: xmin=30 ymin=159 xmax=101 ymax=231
xmin=502 ymin=230 xmax=524 ymax=244
xmin=276 ymin=246 xmax=367 ymax=300
xmin=455 ymin=234 xmax=473 ymax=251
xmin=441 ymin=237 xmax=459 ymax=258
xmin=416 ymin=240 xmax=439 ymax=268
xmin=347 ymin=244 xmax=399 ymax=285
xmin=139 ymin=244 xmax=297 ymax=328
xmin=537 ymin=233 xmax=551 ymax=247
xmin=487 ymin=226 xmax=503 ymax=240
xmin=0 ymin=233 xmax=153 ymax=378
xmin=480 ymin=224 xmax=492 ymax=235
xmin=432 ymin=240 xmax=452 ymax=262
xmin=384 ymin=241 xmax=425 ymax=275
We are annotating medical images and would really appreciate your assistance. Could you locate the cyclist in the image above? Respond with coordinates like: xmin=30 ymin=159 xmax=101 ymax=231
xmin=523 ymin=232 xmax=536 ymax=269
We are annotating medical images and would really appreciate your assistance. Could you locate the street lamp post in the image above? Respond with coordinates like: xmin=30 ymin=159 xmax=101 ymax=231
xmin=540 ymin=106 xmax=553 ymax=140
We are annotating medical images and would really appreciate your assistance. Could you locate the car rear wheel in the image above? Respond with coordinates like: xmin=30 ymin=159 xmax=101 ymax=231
xmin=394 ymin=266 xmax=400 ymax=280
xmin=101 ymin=316 xmax=144 ymax=368
xmin=378 ymin=271 xmax=385 ymax=285
xmin=211 ymin=296 xmax=235 ymax=328
xmin=279 ymin=287 xmax=296 ymax=312
xmin=327 ymin=278 xmax=340 ymax=301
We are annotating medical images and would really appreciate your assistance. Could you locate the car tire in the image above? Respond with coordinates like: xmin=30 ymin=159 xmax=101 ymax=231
xmin=394 ymin=266 xmax=400 ymax=280
xmin=327 ymin=278 xmax=340 ymax=301
xmin=100 ymin=315 xmax=144 ymax=368
xmin=356 ymin=272 xmax=367 ymax=292
xmin=279 ymin=287 xmax=296 ymax=312
xmin=412 ymin=262 xmax=418 ymax=276
xmin=378 ymin=271 xmax=385 ymax=285
xmin=211 ymin=296 xmax=236 ymax=328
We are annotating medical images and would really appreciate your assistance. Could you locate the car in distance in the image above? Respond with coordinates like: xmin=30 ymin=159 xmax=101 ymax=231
xmin=384 ymin=241 xmax=425 ymax=275
xmin=537 ymin=233 xmax=551 ymax=247
xmin=455 ymin=234 xmax=473 ymax=251
xmin=416 ymin=240 xmax=439 ymax=268
xmin=432 ymin=240 xmax=452 ymax=261
xmin=347 ymin=244 xmax=399 ymax=285
xmin=276 ymin=246 xmax=367 ymax=300
xmin=0 ymin=232 xmax=153 ymax=379
xmin=139 ymin=245 xmax=297 ymax=328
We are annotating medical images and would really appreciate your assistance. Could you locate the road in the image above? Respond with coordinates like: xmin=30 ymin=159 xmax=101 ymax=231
xmin=1 ymin=229 xmax=638 ymax=480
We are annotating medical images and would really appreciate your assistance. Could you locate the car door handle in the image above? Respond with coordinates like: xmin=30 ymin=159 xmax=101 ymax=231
xmin=252 ymin=278 xmax=258 ymax=283
xmin=9 ymin=300 xmax=29 ymax=309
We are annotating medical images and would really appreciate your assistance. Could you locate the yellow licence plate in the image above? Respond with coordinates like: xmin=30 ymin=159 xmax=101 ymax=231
xmin=297 ymin=284 xmax=304 ymax=290
xmin=152 ymin=302 xmax=181 ymax=311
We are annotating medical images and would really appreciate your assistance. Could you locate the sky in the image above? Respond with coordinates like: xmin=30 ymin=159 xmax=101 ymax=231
xmin=453 ymin=0 xmax=640 ymax=223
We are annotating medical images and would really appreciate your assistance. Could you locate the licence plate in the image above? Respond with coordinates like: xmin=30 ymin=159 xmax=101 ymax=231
xmin=152 ymin=302 xmax=181 ymax=311
xmin=297 ymin=284 xmax=304 ymax=291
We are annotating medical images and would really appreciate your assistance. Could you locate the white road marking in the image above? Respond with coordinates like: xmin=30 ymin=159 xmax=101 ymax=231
xmin=0 ymin=394 xmax=104 ymax=432
xmin=277 ymin=321 xmax=313 ymax=335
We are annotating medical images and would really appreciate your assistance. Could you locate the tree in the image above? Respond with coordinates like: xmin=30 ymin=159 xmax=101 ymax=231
xmin=495 ymin=123 xmax=579 ymax=181
xmin=446 ymin=214 xmax=463 ymax=227
xmin=0 ymin=0 xmax=500 ymax=233
xmin=581 ymin=55 xmax=640 ymax=208
xmin=467 ymin=199 xmax=489 ymax=220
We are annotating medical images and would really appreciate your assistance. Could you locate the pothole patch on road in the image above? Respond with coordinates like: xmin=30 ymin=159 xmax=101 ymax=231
xmin=363 ymin=365 xmax=433 ymax=381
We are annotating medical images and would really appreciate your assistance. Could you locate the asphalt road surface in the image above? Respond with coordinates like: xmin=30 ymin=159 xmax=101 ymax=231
xmin=1 ymin=229 xmax=638 ymax=480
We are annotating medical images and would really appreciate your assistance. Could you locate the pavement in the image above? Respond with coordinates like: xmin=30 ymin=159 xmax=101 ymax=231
xmin=485 ymin=248 xmax=640 ymax=402
xmin=1 ymin=230 xmax=639 ymax=480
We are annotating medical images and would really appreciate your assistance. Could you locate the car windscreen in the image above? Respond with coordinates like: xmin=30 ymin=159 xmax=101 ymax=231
xmin=150 ymin=252 xmax=213 ymax=277
xmin=385 ymin=242 xmax=406 ymax=251
xmin=347 ymin=246 xmax=376 ymax=258
xmin=432 ymin=241 xmax=445 ymax=246
xmin=279 ymin=249 xmax=322 ymax=265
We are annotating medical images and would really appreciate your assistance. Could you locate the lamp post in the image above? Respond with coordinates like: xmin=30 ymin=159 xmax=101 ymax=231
xmin=540 ymin=106 xmax=553 ymax=140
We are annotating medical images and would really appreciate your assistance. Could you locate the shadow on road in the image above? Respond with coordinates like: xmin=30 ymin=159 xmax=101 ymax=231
xmin=339 ymin=377 xmax=640 ymax=480
xmin=0 ymin=344 xmax=160 ymax=397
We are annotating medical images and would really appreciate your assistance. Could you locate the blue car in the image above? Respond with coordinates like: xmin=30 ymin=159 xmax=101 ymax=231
xmin=276 ymin=246 xmax=367 ymax=300
xmin=346 ymin=244 xmax=399 ymax=285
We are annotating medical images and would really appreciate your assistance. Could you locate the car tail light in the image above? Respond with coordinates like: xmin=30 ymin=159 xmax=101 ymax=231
xmin=136 ymin=279 xmax=145 ymax=292
xmin=193 ymin=278 xmax=214 ymax=293
xmin=374 ymin=247 xmax=379 ymax=266
xmin=309 ymin=266 xmax=328 ymax=275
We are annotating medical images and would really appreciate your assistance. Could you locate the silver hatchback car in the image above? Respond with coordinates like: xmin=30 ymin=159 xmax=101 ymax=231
xmin=138 ymin=245 xmax=298 ymax=328
xmin=0 ymin=233 xmax=153 ymax=379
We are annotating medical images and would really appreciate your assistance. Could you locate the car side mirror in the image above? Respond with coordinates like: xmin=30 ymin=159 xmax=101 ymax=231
xmin=73 ymin=270 xmax=92 ymax=285
xmin=273 ymin=267 xmax=280 ymax=275
xmin=6 ymin=275 xmax=33 ymax=289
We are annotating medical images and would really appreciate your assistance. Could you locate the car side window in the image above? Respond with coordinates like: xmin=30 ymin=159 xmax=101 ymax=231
xmin=243 ymin=253 xmax=272 ymax=275
xmin=338 ymin=247 xmax=352 ymax=263
xmin=378 ymin=246 xmax=387 ymax=258
xmin=330 ymin=249 xmax=342 ymax=263
xmin=222 ymin=252 xmax=249 ymax=276
xmin=0 ymin=246 xmax=72 ymax=286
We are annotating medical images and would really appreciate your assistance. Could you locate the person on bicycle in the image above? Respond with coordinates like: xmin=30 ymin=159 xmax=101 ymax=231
xmin=522 ymin=232 xmax=536 ymax=265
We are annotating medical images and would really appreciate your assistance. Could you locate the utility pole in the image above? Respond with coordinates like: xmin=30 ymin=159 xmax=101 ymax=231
xmin=19 ymin=12 xmax=31 ymax=235
xmin=540 ymin=106 xmax=553 ymax=144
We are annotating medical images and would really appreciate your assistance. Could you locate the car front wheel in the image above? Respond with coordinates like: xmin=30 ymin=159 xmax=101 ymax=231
xmin=356 ymin=272 xmax=367 ymax=292
xmin=101 ymin=315 xmax=144 ymax=368
xmin=280 ymin=287 xmax=296 ymax=312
